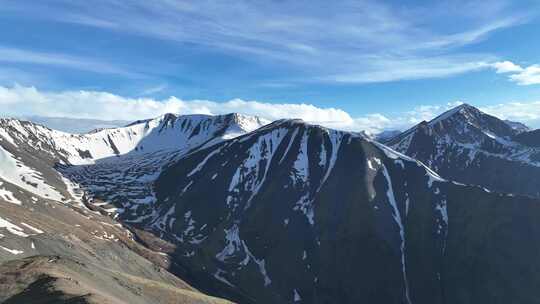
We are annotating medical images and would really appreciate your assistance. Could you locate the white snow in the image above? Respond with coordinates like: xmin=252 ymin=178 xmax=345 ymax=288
xmin=246 ymin=248 xmax=272 ymax=287
xmin=318 ymin=141 xmax=327 ymax=166
xmin=381 ymin=165 xmax=411 ymax=304
xmin=0 ymin=128 xmax=15 ymax=145
xmin=215 ymin=223 xmax=272 ymax=287
xmin=0 ymin=146 xmax=64 ymax=201
xmin=187 ymin=147 xmax=222 ymax=177
xmin=214 ymin=269 xmax=235 ymax=287
xmin=293 ymin=289 xmax=302 ymax=302
xmin=0 ymin=217 xmax=29 ymax=237
xmin=0 ymin=245 xmax=23 ymax=255
xmin=227 ymin=128 xmax=287 ymax=210
xmin=319 ymin=130 xmax=345 ymax=188
xmin=216 ymin=224 xmax=242 ymax=262
xmin=435 ymin=198 xmax=449 ymax=254
xmin=294 ymin=194 xmax=314 ymax=225
xmin=291 ymin=132 xmax=310 ymax=184
xmin=0 ymin=182 xmax=21 ymax=205
xmin=20 ymin=222 xmax=44 ymax=234
xmin=0 ymin=114 xmax=265 ymax=171
xmin=367 ymin=159 xmax=376 ymax=171
xmin=61 ymin=176 xmax=85 ymax=207
xmin=279 ymin=128 xmax=299 ymax=163
xmin=435 ymin=199 xmax=448 ymax=226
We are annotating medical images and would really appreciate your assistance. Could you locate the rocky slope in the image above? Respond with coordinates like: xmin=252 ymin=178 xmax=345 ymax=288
xmin=384 ymin=103 xmax=540 ymax=197
xmin=0 ymin=176 xmax=234 ymax=304
xmin=126 ymin=119 xmax=540 ymax=304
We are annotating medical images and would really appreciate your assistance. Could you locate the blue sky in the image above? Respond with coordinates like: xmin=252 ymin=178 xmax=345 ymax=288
xmin=1 ymin=0 xmax=540 ymax=132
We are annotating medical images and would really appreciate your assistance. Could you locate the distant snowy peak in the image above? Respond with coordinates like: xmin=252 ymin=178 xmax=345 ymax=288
xmin=0 ymin=113 xmax=267 ymax=204
xmin=384 ymin=103 xmax=540 ymax=198
xmin=384 ymin=103 xmax=540 ymax=167
xmin=0 ymin=113 xmax=268 ymax=165
xmin=385 ymin=103 xmax=519 ymax=150
xmin=427 ymin=103 xmax=516 ymax=138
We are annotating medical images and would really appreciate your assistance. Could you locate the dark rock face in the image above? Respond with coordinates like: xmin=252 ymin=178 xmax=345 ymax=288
xmin=131 ymin=120 xmax=540 ymax=304
xmin=385 ymin=104 xmax=540 ymax=198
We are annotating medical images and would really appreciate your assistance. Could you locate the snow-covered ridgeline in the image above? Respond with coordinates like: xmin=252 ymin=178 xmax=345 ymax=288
xmin=0 ymin=113 xmax=268 ymax=165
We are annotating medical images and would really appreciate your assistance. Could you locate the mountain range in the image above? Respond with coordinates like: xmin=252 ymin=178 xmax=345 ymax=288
xmin=1 ymin=105 xmax=540 ymax=303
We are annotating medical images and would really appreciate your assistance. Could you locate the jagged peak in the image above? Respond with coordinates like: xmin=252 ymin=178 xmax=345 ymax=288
xmin=429 ymin=103 xmax=482 ymax=126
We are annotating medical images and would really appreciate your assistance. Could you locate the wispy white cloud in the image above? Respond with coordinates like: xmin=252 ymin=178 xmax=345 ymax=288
xmin=0 ymin=47 xmax=139 ymax=77
xmin=140 ymin=84 xmax=168 ymax=95
xmin=325 ymin=57 xmax=492 ymax=83
xmin=4 ymin=0 xmax=530 ymax=84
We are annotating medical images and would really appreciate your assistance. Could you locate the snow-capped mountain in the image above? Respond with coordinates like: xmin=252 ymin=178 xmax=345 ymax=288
xmin=2 ymin=111 xmax=540 ymax=304
xmin=1 ymin=113 xmax=268 ymax=165
xmin=120 ymin=119 xmax=540 ymax=304
xmin=384 ymin=103 xmax=540 ymax=197
xmin=0 ymin=113 xmax=264 ymax=303
xmin=0 ymin=113 xmax=268 ymax=207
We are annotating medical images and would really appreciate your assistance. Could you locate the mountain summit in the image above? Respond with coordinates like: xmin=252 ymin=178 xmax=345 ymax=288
xmin=385 ymin=104 xmax=540 ymax=197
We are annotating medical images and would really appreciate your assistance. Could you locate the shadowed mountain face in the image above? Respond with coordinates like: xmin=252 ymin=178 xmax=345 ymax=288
xmin=2 ymin=113 xmax=540 ymax=304
xmin=131 ymin=120 xmax=540 ymax=304
xmin=384 ymin=104 xmax=540 ymax=198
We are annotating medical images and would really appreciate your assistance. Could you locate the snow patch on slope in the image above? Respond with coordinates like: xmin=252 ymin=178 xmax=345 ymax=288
xmin=0 ymin=146 xmax=64 ymax=201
